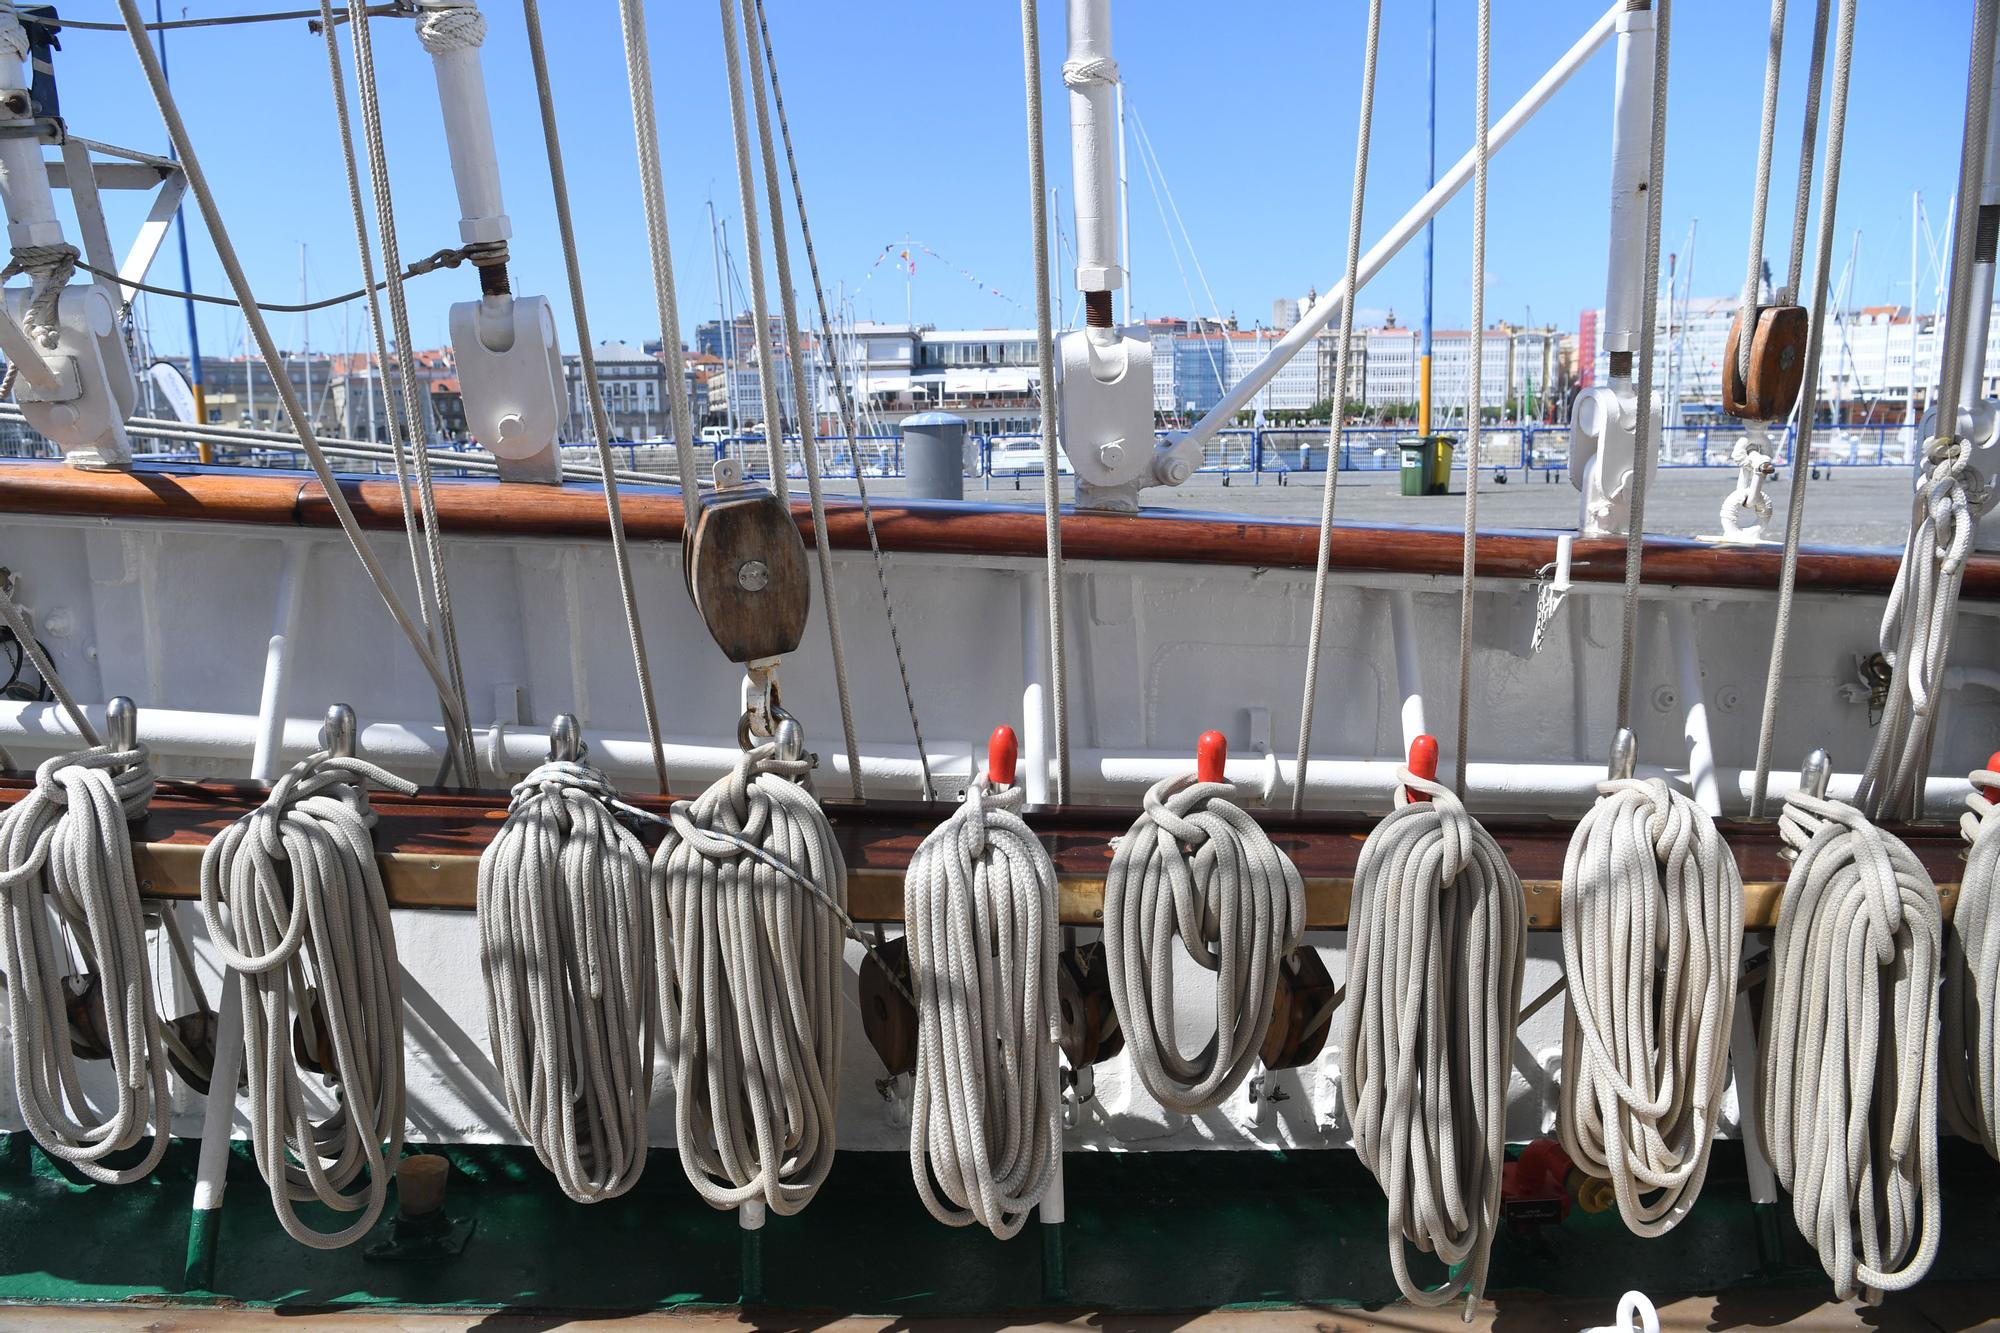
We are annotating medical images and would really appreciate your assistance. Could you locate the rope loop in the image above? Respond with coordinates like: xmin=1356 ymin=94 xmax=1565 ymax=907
xmin=1558 ymin=776 xmax=1742 ymax=1237
xmin=0 ymin=739 xmax=169 ymax=1184
xmin=903 ymin=767 xmax=1060 ymax=1238
xmin=414 ymin=3 xmax=485 ymax=54
xmin=1945 ymin=768 xmax=2000 ymax=1156
xmin=1102 ymin=772 xmax=1305 ymax=1115
xmin=1339 ymin=761 xmax=1525 ymax=1309
xmin=1764 ymin=787 xmax=1941 ymax=1299
xmin=653 ymin=739 xmax=847 ymax=1215
xmin=479 ymin=753 xmax=655 ymax=1204
xmin=199 ymin=745 xmax=416 ymax=1249
xmin=1060 ymin=54 xmax=1118 ymax=87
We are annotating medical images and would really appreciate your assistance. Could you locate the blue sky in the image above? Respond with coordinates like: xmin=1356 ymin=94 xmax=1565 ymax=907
xmin=72 ymin=1 xmax=1978 ymax=364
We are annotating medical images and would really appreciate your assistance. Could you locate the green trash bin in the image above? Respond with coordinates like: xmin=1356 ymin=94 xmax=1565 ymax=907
xmin=1399 ymin=439 xmax=1428 ymax=496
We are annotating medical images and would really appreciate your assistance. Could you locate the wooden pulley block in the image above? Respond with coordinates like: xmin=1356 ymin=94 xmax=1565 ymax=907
xmin=64 ymin=972 xmax=113 ymax=1062
xmin=292 ymin=987 xmax=337 ymax=1079
xmin=1258 ymin=946 xmax=1336 ymax=1072
xmin=1057 ymin=940 xmax=1124 ymax=1069
xmin=683 ymin=482 xmax=811 ymax=665
xmin=858 ymin=934 xmax=917 ymax=1077
xmin=165 ymin=1010 xmax=224 ymax=1095
xmin=1722 ymin=304 xmax=1809 ymax=421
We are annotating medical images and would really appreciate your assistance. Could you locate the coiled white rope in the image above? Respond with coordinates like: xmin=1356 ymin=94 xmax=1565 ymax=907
xmin=198 ymin=747 xmax=417 ymax=1248
xmin=414 ymin=3 xmax=484 ymax=55
xmin=654 ymin=741 xmax=846 ymax=1215
xmin=1762 ymin=788 xmax=1941 ymax=1300
xmin=1558 ymin=776 xmax=1741 ymax=1237
xmin=903 ymin=769 xmax=1061 ymax=1238
xmin=0 ymin=742 xmax=169 ymax=1184
xmin=1102 ymin=773 xmax=1303 ymax=1114
xmin=479 ymin=757 xmax=656 ymax=1203
xmin=1338 ymin=768 xmax=1524 ymax=1311
xmin=1943 ymin=766 xmax=2000 ymax=1154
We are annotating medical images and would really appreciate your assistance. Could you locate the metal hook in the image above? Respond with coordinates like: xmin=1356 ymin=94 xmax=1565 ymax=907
xmin=549 ymin=713 xmax=585 ymax=764
xmin=321 ymin=703 xmax=357 ymax=759
xmin=1607 ymin=727 xmax=1637 ymax=782
xmin=105 ymin=696 xmax=137 ymax=752
xmin=1798 ymin=749 xmax=1831 ymax=801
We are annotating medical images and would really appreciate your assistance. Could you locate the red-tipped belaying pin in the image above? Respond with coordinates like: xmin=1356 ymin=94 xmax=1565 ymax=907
xmin=988 ymin=725 xmax=1019 ymax=789
xmin=1406 ymin=734 xmax=1440 ymax=802
xmin=1197 ymin=730 xmax=1228 ymax=785
xmin=1983 ymin=750 xmax=2000 ymax=805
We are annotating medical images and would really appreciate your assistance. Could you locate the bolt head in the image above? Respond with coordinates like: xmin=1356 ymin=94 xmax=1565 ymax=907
xmin=1097 ymin=440 xmax=1125 ymax=468
xmin=496 ymin=413 xmax=525 ymax=444
xmin=1164 ymin=459 xmax=1192 ymax=484
xmin=737 ymin=560 xmax=770 ymax=592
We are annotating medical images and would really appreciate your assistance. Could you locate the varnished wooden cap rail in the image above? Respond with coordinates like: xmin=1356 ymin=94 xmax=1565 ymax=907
xmin=3 ymin=461 xmax=1994 ymax=600
xmin=0 ymin=778 xmax=1965 ymax=929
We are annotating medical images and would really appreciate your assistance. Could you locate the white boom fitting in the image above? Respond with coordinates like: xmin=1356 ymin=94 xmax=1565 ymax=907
xmin=1570 ymin=3 xmax=1656 ymax=538
xmin=416 ymin=0 xmax=566 ymax=485
xmin=0 ymin=3 xmax=135 ymax=468
xmin=1055 ymin=0 xmax=1158 ymax=512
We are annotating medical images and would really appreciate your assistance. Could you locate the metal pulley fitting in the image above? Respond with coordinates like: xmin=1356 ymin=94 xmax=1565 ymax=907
xmin=1722 ymin=304 xmax=1809 ymax=421
xmin=858 ymin=933 xmax=917 ymax=1078
xmin=685 ymin=460 xmax=811 ymax=666
xmin=1056 ymin=939 xmax=1124 ymax=1069
xmin=1257 ymin=946 xmax=1337 ymax=1073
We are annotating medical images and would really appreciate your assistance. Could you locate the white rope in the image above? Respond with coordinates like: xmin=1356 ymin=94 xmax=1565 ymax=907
xmin=0 ymin=742 xmax=169 ymax=1184
xmin=1291 ymin=0 xmax=1381 ymax=813
xmin=1020 ymin=0 xmax=1068 ymax=804
xmin=1745 ymin=0 xmax=1859 ymax=818
xmin=903 ymin=769 xmax=1061 ymax=1239
xmin=715 ymin=0 xmax=787 ymax=500
xmin=746 ymin=0 xmax=933 ymax=801
xmin=614 ymin=0 xmax=702 ymax=531
xmin=479 ymin=758 xmax=656 ymax=1203
xmin=1762 ymin=788 xmax=1941 ymax=1300
xmin=1103 ymin=773 xmax=1304 ymax=1115
xmin=653 ymin=742 xmax=845 ymax=1215
xmin=734 ymin=0 xmax=863 ymax=801
xmin=317 ymin=0 xmax=448 ymax=770
xmin=1452 ymin=0 xmax=1492 ymax=801
xmin=1945 ymin=767 xmax=2000 ymax=1155
xmin=344 ymin=0 xmax=477 ymax=787
xmin=197 ymin=747 xmax=417 ymax=1248
xmin=1338 ymin=768 xmax=1524 ymax=1311
xmin=520 ymin=0 xmax=671 ymax=795
xmin=1558 ymin=777 xmax=1741 ymax=1237
xmin=1719 ymin=435 xmax=1777 ymax=540
xmin=113 ymin=0 xmax=475 ymax=760
xmin=413 ymin=3 xmax=484 ymax=54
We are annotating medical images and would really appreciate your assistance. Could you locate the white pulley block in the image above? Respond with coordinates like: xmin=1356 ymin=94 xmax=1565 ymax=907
xmin=9 ymin=283 xmax=136 ymax=469
xmin=449 ymin=293 xmax=567 ymax=484
xmin=1570 ymin=382 xmax=1645 ymax=538
xmin=1057 ymin=326 xmax=1157 ymax=512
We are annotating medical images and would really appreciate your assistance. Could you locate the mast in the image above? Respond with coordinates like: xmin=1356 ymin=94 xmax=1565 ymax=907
xmin=1420 ymin=0 xmax=1435 ymax=436
xmin=1906 ymin=189 xmax=1920 ymax=451
xmin=299 ymin=242 xmax=311 ymax=436
xmin=709 ymin=200 xmax=734 ymax=438
xmin=156 ymin=0 xmax=206 ymax=453
xmin=1116 ymin=80 xmax=1131 ymax=324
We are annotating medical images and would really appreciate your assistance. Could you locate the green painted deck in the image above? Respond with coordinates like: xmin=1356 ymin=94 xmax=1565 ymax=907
xmin=0 ymin=1134 xmax=1996 ymax=1321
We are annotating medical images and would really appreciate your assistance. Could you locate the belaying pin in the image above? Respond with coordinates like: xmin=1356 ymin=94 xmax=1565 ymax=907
xmin=1981 ymin=751 xmax=2000 ymax=804
xmin=1799 ymin=749 xmax=1831 ymax=801
xmin=105 ymin=695 xmax=137 ymax=752
xmin=321 ymin=703 xmax=358 ymax=760
xmin=1196 ymin=730 xmax=1228 ymax=785
xmin=1406 ymin=734 xmax=1440 ymax=802
xmin=988 ymin=725 xmax=1019 ymax=789
xmin=549 ymin=713 xmax=585 ymax=764
xmin=1607 ymin=727 xmax=1637 ymax=782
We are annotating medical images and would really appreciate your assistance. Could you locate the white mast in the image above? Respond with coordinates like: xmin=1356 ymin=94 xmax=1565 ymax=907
xmin=1905 ymin=189 xmax=1921 ymax=451
xmin=1116 ymin=80 xmax=1131 ymax=324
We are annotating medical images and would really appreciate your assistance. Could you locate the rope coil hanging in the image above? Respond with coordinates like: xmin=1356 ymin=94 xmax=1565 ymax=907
xmin=478 ymin=718 xmax=656 ymax=1204
xmin=903 ymin=726 xmax=1061 ymax=1239
xmin=197 ymin=707 xmax=417 ymax=1249
xmin=1557 ymin=757 xmax=1742 ymax=1237
xmin=1102 ymin=734 xmax=1304 ymax=1115
xmin=1762 ymin=772 xmax=1942 ymax=1300
xmin=0 ymin=705 xmax=170 ymax=1184
xmin=1943 ymin=758 xmax=2000 ymax=1155
xmin=653 ymin=730 xmax=846 ymax=1216
xmin=1337 ymin=755 xmax=1524 ymax=1311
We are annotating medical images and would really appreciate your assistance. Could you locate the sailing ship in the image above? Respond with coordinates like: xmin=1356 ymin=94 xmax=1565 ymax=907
xmin=0 ymin=0 xmax=1996 ymax=1327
